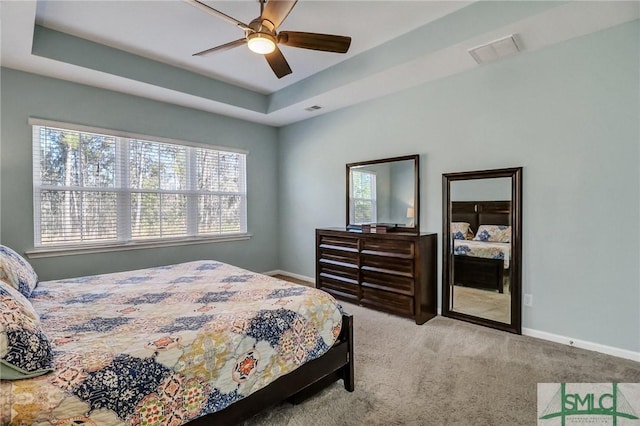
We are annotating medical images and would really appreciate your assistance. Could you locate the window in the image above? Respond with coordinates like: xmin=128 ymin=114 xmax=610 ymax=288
xmin=32 ymin=120 xmax=247 ymax=248
xmin=350 ymin=170 xmax=377 ymax=224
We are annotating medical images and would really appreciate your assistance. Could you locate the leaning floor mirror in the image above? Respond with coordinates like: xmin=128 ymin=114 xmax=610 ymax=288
xmin=442 ymin=167 xmax=522 ymax=334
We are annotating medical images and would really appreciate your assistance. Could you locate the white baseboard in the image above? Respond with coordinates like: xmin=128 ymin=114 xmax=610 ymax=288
xmin=522 ymin=327 xmax=640 ymax=362
xmin=263 ymin=269 xmax=315 ymax=284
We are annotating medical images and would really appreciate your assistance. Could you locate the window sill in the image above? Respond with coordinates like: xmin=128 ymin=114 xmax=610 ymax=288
xmin=25 ymin=234 xmax=252 ymax=259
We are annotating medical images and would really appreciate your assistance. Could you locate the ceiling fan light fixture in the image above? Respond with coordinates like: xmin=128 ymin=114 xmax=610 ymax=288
xmin=247 ymin=33 xmax=276 ymax=54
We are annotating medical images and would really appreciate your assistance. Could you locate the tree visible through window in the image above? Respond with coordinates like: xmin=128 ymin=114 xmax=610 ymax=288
xmin=32 ymin=123 xmax=247 ymax=247
xmin=350 ymin=170 xmax=377 ymax=224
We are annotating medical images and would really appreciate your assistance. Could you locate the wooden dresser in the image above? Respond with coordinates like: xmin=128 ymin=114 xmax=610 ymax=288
xmin=316 ymin=228 xmax=437 ymax=324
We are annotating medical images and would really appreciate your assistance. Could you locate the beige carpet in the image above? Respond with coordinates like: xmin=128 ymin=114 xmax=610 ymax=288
xmin=244 ymin=301 xmax=640 ymax=425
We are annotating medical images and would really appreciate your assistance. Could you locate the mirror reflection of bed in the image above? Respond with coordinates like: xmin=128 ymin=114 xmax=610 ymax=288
xmin=449 ymin=179 xmax=513 ymax=324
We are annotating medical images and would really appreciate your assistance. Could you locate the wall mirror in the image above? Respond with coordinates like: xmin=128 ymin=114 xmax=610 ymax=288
xmin=442 ymin=167 xmax=522 ymax=334
xmin=346 ymin=155 xmax=419 ymax=232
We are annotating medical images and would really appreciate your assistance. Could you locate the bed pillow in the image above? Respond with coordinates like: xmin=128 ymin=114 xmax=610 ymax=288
xmin=451 ymin=222 xmax=473 ymax=240
xmin=473 ymin=225 xmax=511 ymax=243
xmin=0 ymin=282 xmax=53 ymax=380
xmin=0 ymin=244 xmax=38 ymax=297
xmin=0 ymin=279 xmax=39 ymax=322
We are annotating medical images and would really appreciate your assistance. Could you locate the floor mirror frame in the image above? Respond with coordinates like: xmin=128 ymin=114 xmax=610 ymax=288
xmin=442 ymin=167 xmax=522 ymax=334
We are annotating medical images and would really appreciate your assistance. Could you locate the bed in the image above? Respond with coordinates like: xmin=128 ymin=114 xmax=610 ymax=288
xmin=0 ymin=246 xmax=354 ymax=425
xmin=451 ymin=201 xmax=511 ymax=293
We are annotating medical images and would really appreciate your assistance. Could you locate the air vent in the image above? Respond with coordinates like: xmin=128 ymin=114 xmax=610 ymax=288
xmin=468 ymin=35 xmax=520 ymax=64
xmin=305 ymin=105 xmax=322 ymax=112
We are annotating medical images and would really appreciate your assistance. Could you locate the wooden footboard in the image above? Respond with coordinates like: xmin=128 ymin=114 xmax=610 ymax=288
xmin=454 ymin=255 xmax=504 ymax=293
xmin=186 ymin=313 xmax=354 ymax=425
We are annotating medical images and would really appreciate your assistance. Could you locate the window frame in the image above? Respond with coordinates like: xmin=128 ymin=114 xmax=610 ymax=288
xmin=29 ymin=118 xmax=250 ymax=258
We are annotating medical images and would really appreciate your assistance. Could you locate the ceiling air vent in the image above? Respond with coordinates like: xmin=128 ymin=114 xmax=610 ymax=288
xmin=305 ymin=105 xmax=322 ymax=112
xmin=468 ymin=35 xmax=520 ymax=64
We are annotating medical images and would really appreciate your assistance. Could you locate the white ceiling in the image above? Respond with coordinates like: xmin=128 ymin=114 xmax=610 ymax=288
xmin=1 ymin=1 xmax=638 ymax=126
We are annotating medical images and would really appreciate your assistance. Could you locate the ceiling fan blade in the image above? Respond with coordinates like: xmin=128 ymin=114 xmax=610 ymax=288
xmin=278 ymin=31 xmax=351 ymax=53
xmin=184 ymin=0 xmax=251 ymax=31
xmin=265 ymin=46 xmax=292 ymax=79
xmin=261 ymin=0 xmax=298 ymax=29
xmin=193 ymin=38 xmax=247 ymax=57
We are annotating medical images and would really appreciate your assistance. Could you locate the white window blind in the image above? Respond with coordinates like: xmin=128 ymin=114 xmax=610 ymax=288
xmin=350 ymin=170 xmax=377 ymax=224
xmin=32 ymin=121 xmax=247 ymax=247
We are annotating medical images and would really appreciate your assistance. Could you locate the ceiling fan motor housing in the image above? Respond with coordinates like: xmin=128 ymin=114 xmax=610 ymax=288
xmin=249 ymin=18 xmax=276 ymax=34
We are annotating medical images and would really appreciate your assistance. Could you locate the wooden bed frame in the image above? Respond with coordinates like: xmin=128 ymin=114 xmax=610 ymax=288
xmin=186 ymin=313 xmax=354 ymax=425
xmin=452 ymin=201 xmax=510 ymax=293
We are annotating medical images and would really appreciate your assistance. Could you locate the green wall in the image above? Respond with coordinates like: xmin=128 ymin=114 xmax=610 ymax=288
xmin=0 ymin=68 xmax=280 ymax=280
xmin=277 ymin=21 xmax=640 ymax=353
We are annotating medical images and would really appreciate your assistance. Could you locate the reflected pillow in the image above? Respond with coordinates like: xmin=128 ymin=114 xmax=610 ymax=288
xmin=451 ymin=222 xmax=473 ymax=240
xmin=0 ymin=245 xmax=38 ymax=297
xmin=473 ymin=225 xmax=511 ymax=243
xmin=0 ymin=281 xmax=53 ymax=380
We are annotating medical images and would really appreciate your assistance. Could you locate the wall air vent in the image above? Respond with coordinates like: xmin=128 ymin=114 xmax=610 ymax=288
xmin=305 ymin=105 xmax=322 ymax=112
xmin=468 ymin=34 xmax=520 ymax=64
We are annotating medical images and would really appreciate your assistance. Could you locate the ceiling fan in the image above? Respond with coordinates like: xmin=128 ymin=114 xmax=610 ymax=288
xmin=185 ymin=0 xmax=352 ymax=79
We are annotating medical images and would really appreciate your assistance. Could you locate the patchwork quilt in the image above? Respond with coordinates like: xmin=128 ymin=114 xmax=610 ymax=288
xmin=0 ymin=261 xmax=343 ymax=425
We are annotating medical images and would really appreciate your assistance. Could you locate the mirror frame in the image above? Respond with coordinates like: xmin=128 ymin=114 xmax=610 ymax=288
xmin=346 ymin=154 xmax=420 ymax=232
xmin=442 ymin=167 xmax=522 ymax=334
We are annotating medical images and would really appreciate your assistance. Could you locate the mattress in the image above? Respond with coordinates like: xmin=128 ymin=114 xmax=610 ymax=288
xmin=453 ymin=239 xmax=511 ymax=269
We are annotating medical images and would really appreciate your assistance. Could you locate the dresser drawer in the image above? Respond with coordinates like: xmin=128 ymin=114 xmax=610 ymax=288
xmin=318 ymin=246 xmax=359 ymax=270
xmin=318 ymin=273 xmax=359 ymax=303
xmin=361 ymin=254 xmax=414 ymax=278
xmin=361 ymin=238 xmax=414 ymax=257
xmin=361 ymin=287 xmax=414 ymax=317
xmin=361 ymin=269 xmax=414 ymax=295
xmin=318 ymin=233 xmax=359 ymax=251
xmin=318 ymin=258 xmax=358 ymax=282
